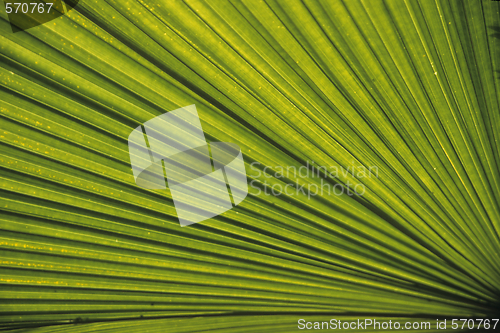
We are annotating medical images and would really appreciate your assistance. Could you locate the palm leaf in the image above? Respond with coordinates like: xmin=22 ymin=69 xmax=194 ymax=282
xmin=0 ymin=0 xmax=499 ymax=331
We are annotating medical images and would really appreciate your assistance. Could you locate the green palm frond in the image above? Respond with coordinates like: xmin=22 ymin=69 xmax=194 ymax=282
xmin=0 ymin=0 xmax=499 ymax=331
